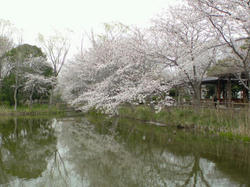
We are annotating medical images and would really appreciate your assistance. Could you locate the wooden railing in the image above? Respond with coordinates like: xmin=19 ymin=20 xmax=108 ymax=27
xmin=200 ymin=100 xmax=250 ymax=109
xmin=171 ymin=100 xmax=249 ymax=111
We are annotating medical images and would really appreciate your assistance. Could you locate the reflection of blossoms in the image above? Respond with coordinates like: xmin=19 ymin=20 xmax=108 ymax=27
xmin=59 ymin=120 xmax=174 ymax=186
xmin=57 ymin=118 xmax=241 ymax=187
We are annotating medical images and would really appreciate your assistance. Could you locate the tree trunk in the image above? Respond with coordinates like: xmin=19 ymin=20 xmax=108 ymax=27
xmin=0 ymin=58 xmax=2 ymax=104
xmin=112 ymin=117 xmax=119 ymax=131
xmin=193 ymin=84 xmax=201 ymax=108
xmin=14 ymin=87 xmax=18 ymax=111
xmin=128 ymin=102 xmax=135 ymax=113
xmin=50 ymin=77 xmax=57 ymax=106
xmin=226 ymin=77 xmax=232 ymax=107
xmin=245 ymin=71 xmax=249 ymax=102
xmin=14 ymin=117 xmax=18 ymax=139
xmin=14 ymin=58 xmax=20 ymax=111
xmin=177 ymin=87 xmax=181 ymax=105
xmin=49 ymin=88 xmax=53 ymax=106
xmin=0 ymin=60 xmax=2 ymax=85
xmin=29 ymin=87 xmax=34 ymax=108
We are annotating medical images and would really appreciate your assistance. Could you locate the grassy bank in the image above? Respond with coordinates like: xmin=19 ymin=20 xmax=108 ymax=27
xmin=0 ymin=104 xmax=67 ymax=116
xmin=119 ymin=105 xmax=250 ymax=142
xmin=88 ymin=105 xmax=250 ymax=142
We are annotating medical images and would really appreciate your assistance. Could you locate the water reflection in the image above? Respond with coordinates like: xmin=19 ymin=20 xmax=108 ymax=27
xmin=0 ymin=117 xmax=57 ymax=185
xmin=0 ymin=116 xmax=249 ymax=187
xmin=56 ymin=117 xmax=249 ymax=187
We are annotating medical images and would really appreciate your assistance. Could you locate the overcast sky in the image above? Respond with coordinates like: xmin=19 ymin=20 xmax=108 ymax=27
xmin=1 ymin=0 xmax=178 ymax=52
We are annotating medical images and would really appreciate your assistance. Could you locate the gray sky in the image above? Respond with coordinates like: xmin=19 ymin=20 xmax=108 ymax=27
xmin=1 ymin=0 xmax=178 ymax=51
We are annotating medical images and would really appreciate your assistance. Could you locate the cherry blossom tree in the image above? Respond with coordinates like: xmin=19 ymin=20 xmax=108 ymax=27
xmin=59 ymin=24 xmax=173 ymax=113
xmin=23 ymin=58 xmax=55 ymax=106
xmin=145 ymin=5 xmax=217 ymax=105
xmin=187 ymin=0 xmax=250 ymax=92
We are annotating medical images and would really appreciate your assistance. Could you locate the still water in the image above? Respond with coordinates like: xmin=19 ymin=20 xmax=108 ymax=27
xmin=0 ymin=115 xmax=249 ymax=187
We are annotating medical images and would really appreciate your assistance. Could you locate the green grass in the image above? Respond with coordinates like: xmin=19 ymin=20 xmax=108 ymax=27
xmin=0 ymin=104 xmax=66 ymax=116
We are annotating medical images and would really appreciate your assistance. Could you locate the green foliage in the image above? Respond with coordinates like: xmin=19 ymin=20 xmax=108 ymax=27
xmin=41 ymin=63 xmax=53 ymax=77
xmin=239 ymin=39 xmax=249 ymax=50
xmin=0 ymin=73 xmax=15 ymax=105
xmin=205 ymin=84 xmax=215 ymax=98
xmin=4 ymin=44 xmax=45 ymax=62
xmin=207 ymin=59 xmax=236 ymax=76
xmin=0 ymin=104 xmax=65 ymax=116
xmin=232 ymin=84 xmax=242 ymax=99
xmin=169 ymin=88 xmax=178 ymax=97
xmin=0 ymin=44 xmax=53 ymax=107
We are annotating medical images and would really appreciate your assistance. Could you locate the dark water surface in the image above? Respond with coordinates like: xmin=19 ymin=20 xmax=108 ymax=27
xmin=0 ymin=115 xmax=249 ymax=187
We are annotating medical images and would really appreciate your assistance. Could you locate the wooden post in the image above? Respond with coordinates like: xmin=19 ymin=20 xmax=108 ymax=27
xmin=226 ymin=76 xmax=232 ymax=107
xmin=215 ymin=83 xmax=217 ymax=97
xmin=217 ymin=79 xmax=221 ymax=103
xmin=222 ymin=80 xmax=225 ymax=102
xmin=243 ymin=86 xmax=247 ymax=103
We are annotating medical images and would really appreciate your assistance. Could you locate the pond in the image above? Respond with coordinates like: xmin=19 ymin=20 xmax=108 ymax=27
xmin=0 ymin=115 xmax=249 ymax=187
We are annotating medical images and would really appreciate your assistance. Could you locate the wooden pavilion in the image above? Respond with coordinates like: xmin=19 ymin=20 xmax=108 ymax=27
xmin=201 ymin=72 xmax=249 ymax=104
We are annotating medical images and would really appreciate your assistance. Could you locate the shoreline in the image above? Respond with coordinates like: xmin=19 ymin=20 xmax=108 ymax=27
xmin=87 ymin=105 xmax=250 ymax=142
xmin=0 ymin=104 xmax=69 ymax=117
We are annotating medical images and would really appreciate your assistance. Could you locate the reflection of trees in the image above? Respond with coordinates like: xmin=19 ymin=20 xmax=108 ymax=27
xmin=58 ymin=119 xmax=150 ymax=186
xmin=40 ymin=149 xmax=70 ymax=187
xmin=165 ymin=133 xmax=250 ymax=187
xmin=124 ymin=133 xmax=211 ymax=186
xmin=0 ymin=117 xmax=57 ymax=184
xmin=50 ymin=150 xmax=69 ymax=180
xmin=1 ymin=115 xmax=248 ymax=186
xmin=56 ymin=118 xmax=213 ymax=186
xmin=181 ymin=155 xmax=209 ymax=187
xmin=80 ymin=116 xmax=249 ymax=186
xmin=154 ymin=152 xmax=210 ymax=187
